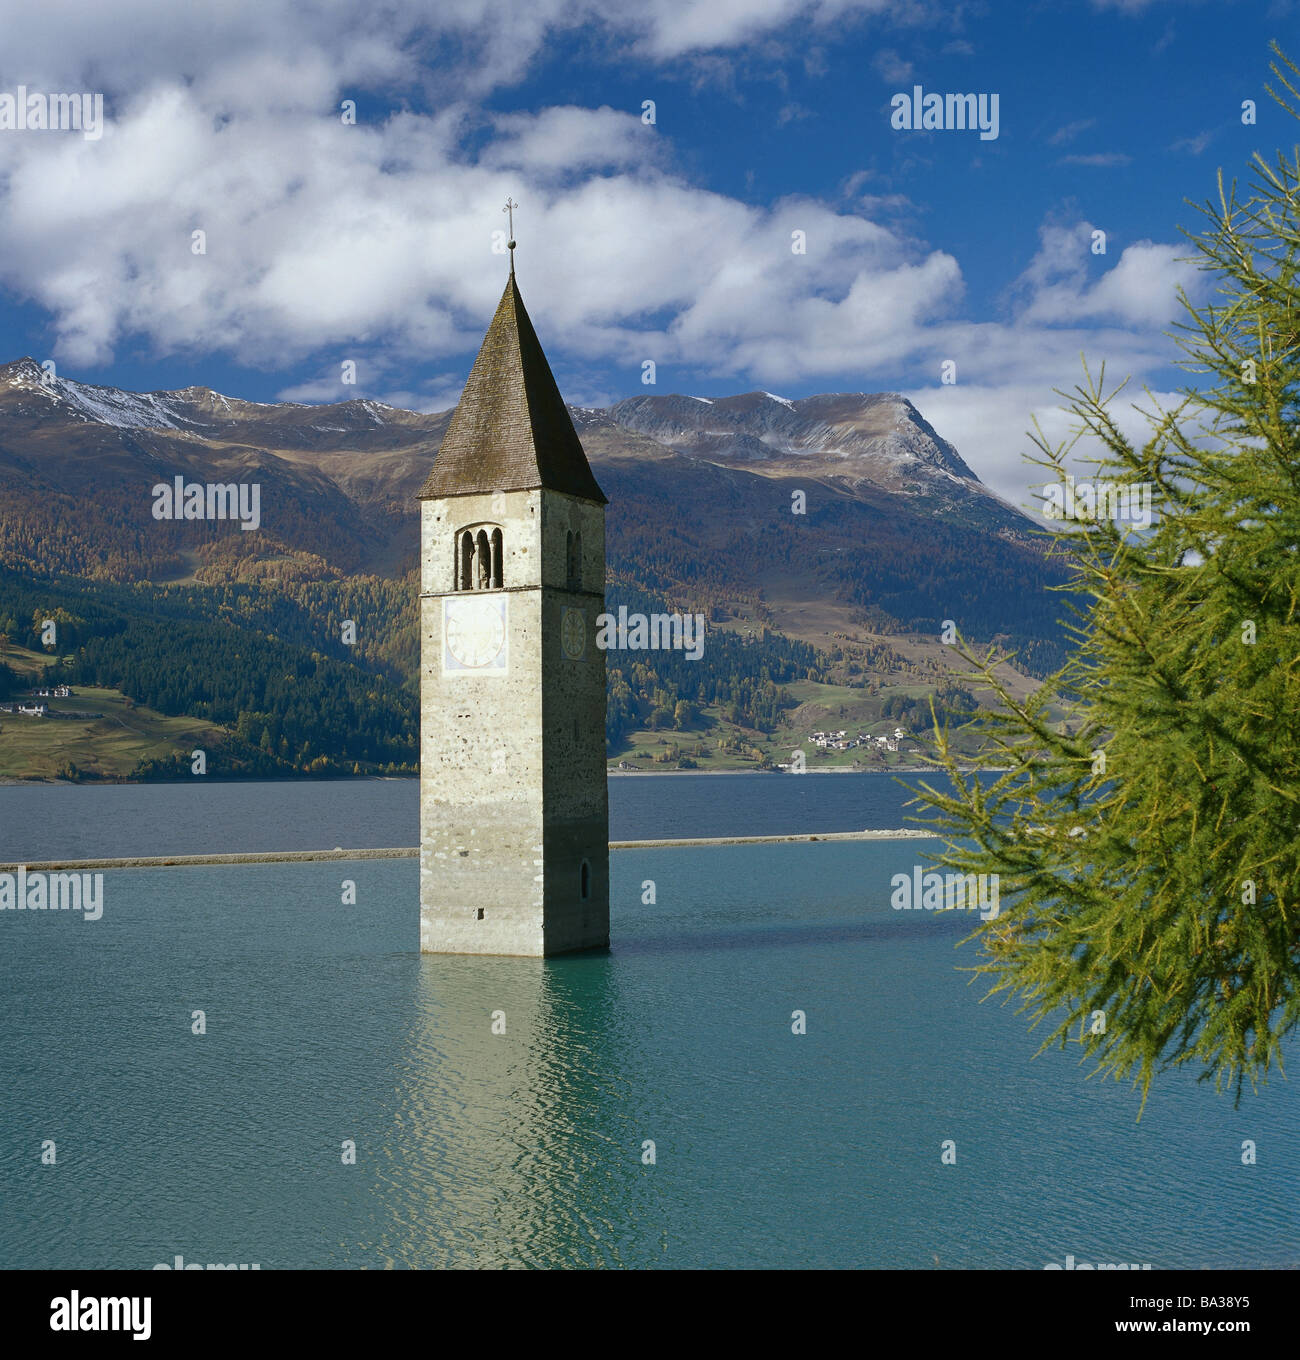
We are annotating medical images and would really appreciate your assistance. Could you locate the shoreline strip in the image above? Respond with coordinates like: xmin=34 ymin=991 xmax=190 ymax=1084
xmin=0 ymin=829 xmax=934 ymax=872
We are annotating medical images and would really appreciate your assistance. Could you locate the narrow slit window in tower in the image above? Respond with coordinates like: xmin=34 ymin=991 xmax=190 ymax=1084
xmin=566 ymin=529 xmax=582 ymax=588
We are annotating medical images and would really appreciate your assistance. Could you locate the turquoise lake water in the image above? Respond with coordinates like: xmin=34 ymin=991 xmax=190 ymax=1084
xmin=0 ymin=776 xmax=1295 ymax=1269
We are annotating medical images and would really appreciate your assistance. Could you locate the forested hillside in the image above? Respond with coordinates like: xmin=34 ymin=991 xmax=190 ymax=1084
xmin=0 ymin=567 xmax=839 ymax=779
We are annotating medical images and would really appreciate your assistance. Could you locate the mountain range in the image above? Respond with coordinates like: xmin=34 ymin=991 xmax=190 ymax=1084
xmin=0 ymin=357 xmax=1073 ymax=778
xmin=0 ymin=357 xmax=1066 ymax=639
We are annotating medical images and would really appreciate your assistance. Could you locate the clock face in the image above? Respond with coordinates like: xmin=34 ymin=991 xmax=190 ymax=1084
xmin=443 ymin=595 xmax=508 ymax=674
xmin=561 ymin=607 xmax=586 ymax=660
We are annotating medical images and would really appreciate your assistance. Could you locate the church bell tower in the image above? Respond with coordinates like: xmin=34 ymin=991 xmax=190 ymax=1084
xmin=417 ymin=242 xmax=609 ymax=956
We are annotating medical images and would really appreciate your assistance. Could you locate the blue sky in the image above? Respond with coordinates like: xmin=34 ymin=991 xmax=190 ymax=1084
xmin=0 ymin=0 xmax=1295 ymax=503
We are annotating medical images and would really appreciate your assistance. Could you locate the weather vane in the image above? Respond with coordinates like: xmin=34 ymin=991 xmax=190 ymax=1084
xmin=503 ymin=197 xmax=518 ymax=274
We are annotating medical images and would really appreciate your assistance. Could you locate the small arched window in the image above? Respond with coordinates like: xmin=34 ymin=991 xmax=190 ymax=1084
xmin=458 ymin=531 xmax=474 ymax=591
xmin=454 ymin=524 xmax=504 ymax=591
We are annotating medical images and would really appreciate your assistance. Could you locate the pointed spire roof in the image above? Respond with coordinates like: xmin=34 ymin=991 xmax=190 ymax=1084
xmin=419 ymin=274 xmax=606 ymax=503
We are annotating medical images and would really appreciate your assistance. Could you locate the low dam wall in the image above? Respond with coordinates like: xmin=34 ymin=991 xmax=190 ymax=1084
xmin=0 ymin=828 xmax=933 ymax=873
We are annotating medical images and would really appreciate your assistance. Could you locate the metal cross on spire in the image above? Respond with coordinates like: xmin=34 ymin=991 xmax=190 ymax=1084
xmin=503 ymin=197 xmax=518 ymax=275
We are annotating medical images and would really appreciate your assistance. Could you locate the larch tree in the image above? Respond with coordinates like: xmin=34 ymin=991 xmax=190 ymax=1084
xmin=915 ymin=43 xmax=1300 ymax=1109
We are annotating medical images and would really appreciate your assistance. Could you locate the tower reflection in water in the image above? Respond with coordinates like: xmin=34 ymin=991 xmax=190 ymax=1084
xmin=362 ymin=951 xmax=672 ymax=1268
